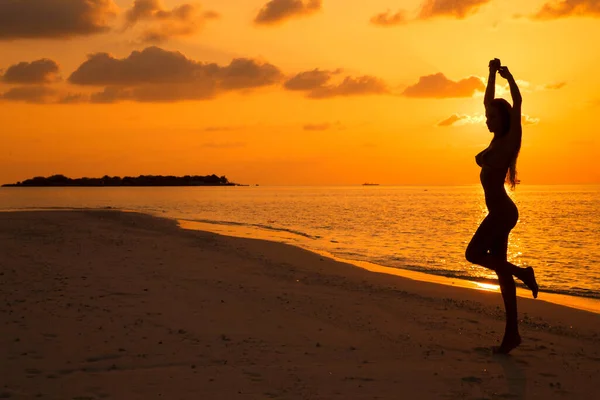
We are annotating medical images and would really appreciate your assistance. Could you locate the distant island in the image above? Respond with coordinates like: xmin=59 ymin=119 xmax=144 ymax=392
xmin=362 ymin=183 xmax=380 ymax=186
xmin=2 ymin=174 xmax=242 ymax=187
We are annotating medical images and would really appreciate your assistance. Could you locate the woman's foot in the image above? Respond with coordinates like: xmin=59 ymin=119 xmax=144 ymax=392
xmin=492 ymin=333 xmax=522 ymax=354
xmin=522 ymin=267 xmax=539 ymax=298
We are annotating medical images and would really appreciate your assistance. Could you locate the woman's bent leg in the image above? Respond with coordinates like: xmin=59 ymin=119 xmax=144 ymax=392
xmin=470 ymin=254 xmax=538 ymax=299
xmin=467 ymin=218 xmax=538 ymax=299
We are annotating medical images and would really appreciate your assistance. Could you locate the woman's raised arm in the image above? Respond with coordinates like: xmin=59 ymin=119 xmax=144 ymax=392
xmin=498 ymin=66 xmax=522 ymax=126
xmin=484 ymin=58 xmax=501 ymax=108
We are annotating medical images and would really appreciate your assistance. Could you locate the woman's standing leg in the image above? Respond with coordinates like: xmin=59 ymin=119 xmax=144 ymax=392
xmin=466 ymin=216 xmax=525 ymax=353
xmin=490 ymin=234 xmax=521 ymax=353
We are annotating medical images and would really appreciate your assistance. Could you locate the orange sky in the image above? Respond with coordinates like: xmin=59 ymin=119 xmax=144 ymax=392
xmin=1 ymin=0 xmax=599 ymax=185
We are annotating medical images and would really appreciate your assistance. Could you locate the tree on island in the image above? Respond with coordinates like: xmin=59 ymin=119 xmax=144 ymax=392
xmin=2 ymin=174 xmax=240 ymax=187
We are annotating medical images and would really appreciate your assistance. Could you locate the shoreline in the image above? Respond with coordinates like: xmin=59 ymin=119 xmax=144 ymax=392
xmin=2 ymin=209 xmax=599 ymax=399
xmin=180 ymin=219 xmax=600 ymax=314
xmin=2 ymin=207 xmax=598 ymax=314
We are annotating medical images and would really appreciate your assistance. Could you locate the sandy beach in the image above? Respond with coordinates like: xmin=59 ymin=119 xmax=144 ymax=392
xmin=1 ymin=210 xmax=599 ymax=399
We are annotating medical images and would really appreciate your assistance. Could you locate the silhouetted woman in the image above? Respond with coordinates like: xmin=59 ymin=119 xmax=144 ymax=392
xmin=465 ymin=58 xmax=539 ymax=354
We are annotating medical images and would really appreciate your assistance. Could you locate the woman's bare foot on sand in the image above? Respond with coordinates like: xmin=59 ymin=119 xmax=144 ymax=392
xmin=493 ymin=333 xmax=522 ymax=354
xmin=522 ymin=267 xmax=539 ymax=298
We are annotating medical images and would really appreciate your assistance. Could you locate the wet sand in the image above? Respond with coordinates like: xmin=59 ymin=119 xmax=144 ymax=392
xmin=1 ymin=210 xmax=598 ymax=399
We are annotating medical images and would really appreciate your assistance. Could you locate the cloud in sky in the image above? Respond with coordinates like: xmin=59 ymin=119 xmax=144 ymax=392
xmin=544 ymin=82 xmax=567 ymax=90
xmin=58 ymin=93 xmax=88 ymax=104
xmin=437 ymin=113 xmax=539 ymax=127
xmin=418 ymin=0 xmax=492 ymax=19
xmin=437 ymin=114 xmax=484 ymax=127
xmin=218 ymin=58 xmax=283 ymax=90
xmin=284 ymin=69 xmax=337 ymax=90
xmin=255 ymin=0 xmax=322 ymax=25
xmin=68 ymin=47 xmax=283 ymax=102
xmin=522 ymin=114 xmax=540 ymax=125
xmin=124 ymin=0 xmax=220 ymax=43
xmin=0 ymin=85 xmax=87 ymax=104
xmin=2 ymin=52 xmax=493 ymax=105
xmin=438 ymin=114 xmax=467 ymax=127
xmin=403 ymin=73 xmax=484 ymax=98
xmin=371 ymin=0 xmax=491 ymax=25
xmin=480 ymin=79 xmax=567 ymax=96
xmin=0 ymin=49 xmax=389 ymax=104
xmin=1 ymin=86 xmax=58 ymax=103
xmin=1 ymin=59 xmax=60 ymax=84
xmin=0 ymin=0 xmax=118 ymax=40
xmin=285 ymin=69 xmax=389 ymax=99
xmin=370 ymin=10 xmax=407 ymax=26
xmin=531 ymin=0 xmax=600 ymax=20
xmin=89 ymin=86 xmax=131 ymax=103
xmin=309 ymin=76 xmax=389 ymax=99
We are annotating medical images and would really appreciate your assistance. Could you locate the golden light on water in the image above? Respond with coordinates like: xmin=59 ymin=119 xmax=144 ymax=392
xmin=473 ymin=282 xmax=500 ymax=292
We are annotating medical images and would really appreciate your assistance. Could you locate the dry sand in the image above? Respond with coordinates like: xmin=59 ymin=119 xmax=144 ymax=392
xmin=1 ymin=210 xmax=599 ymax=399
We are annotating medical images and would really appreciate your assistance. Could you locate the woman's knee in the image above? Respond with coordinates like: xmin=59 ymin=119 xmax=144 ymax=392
xmin=465 ymin=246 xmax=484 ymax=264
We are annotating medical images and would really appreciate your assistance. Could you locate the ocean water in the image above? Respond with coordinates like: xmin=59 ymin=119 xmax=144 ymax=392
xmin=1 ymin=185 xmax=599 ymax=300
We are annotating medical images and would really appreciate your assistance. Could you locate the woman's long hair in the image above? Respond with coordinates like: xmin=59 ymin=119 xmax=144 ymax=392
xmin=490 ymin=98 xmax=521 ymax=190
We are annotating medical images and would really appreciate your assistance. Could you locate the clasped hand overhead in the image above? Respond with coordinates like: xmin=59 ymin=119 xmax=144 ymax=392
xmin=489 ymin=58 xmax=512 ymax=79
